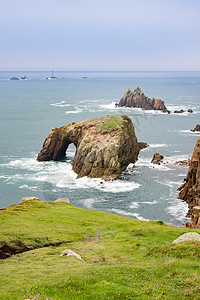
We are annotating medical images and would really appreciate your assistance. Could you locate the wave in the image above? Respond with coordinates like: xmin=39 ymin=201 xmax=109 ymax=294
xmin=65 ymin=108 xmax=82 ymax=114
xmin=99 ymin=102 xmax=116 ymax=109
xmin=149 ymin=143 xmax=167 ymax=148
xmin=51 ymin=101 xmax=71 ymax=107
xmin=135 ymin=157 xmax=171 ymax=171
xmin=19 ymin=184 xmax=38 ymax=191
xmin=165 ymin=199 xmax=189 ymax=223
xmin=110 ymin=208 xmax=149 ymax=221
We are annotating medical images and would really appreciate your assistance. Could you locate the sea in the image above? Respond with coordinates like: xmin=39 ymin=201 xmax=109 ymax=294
xmin=1 ymin=71 xmax=200 ymax=227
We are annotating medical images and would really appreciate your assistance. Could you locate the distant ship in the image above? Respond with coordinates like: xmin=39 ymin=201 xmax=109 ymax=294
xmin=46 ymin=71 xmax=57 ymax=80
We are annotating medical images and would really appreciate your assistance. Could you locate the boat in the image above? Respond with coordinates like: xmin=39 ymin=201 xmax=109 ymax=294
xmin=46 ymin=71 xmax=57 ymax=80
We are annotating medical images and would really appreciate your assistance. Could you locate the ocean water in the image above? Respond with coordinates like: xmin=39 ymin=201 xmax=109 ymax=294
xmin=1 ymin=71 xmax=200 ymax=227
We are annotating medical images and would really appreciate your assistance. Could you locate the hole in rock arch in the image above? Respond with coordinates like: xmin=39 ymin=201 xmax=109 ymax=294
xmin=63 ymin=142 xmax=76 ymax=162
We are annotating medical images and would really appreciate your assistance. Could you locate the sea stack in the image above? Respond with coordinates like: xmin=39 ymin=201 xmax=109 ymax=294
xmin=37 ymin=115 xmax=140 ymax=181
xmin=116 ymin=87 xmax=169 ymax=113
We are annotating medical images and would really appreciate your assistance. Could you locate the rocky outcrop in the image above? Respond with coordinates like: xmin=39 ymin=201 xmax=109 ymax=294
xmin=178 ymin=138 xmax=200 ymax=220
xmin=116 ymin=87 xmax=169 ymax=113
xmin=151 ymin=153 xmax=164 ymax=165
xmin=174 ymin=109 xmax=185 ymax=114
xmin=37 ymin=115 xmax=140 ymax=180
xmin=188 ymin=109 xmax=193 ymax=113
xmin=174 ymin=159 xmax=190 ymax=167
xmin=191 ymin=124 xmax=200 ymax=132
xmin=138 ymin=142 xmax=149 ymax=150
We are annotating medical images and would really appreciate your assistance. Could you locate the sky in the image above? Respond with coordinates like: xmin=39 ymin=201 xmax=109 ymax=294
xmin=1 ymin=0 xmax=200 ymax=71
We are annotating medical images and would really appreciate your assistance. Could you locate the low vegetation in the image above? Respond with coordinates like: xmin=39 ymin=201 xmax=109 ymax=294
xmin=0 ymin=199 xmax=200 ymax=299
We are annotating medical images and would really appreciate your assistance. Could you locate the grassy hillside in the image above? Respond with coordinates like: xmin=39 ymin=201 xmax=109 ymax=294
xmin=0 ymin=198 xmax=200 ymax=300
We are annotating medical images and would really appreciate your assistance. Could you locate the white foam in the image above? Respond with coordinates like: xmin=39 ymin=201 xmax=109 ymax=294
xmin=99 ymin=102 xmax=116 ymax=109
xmin=110 ymin=208 xmax=149 ymax=221
xmin=149 ymin=143 xmax=167 ymax=148
xmin=140 ymin=200 xmax=158 ymax=205
xmin=165 ymin=199 xmax=189 ymax=222
xmin=135 ymin=157 xmax=171 ymax=171
xmin=51 ymin=101 xmax=71 ymax=107
xmin=164 ymin=154 xmax=189 ymax=165
xmin=65 ymin=107 xmax=82 ymax=114
xmin=129 ymin=202 xmax=139 ymax=209
xmin=82 ymin=198 xmax=99 ymax=209
xmin=19 ymin=184 xmax=38 ymax=191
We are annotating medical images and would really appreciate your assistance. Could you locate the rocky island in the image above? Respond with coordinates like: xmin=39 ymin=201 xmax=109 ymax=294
xmin=37 ymin=115 xmax=140 ymax=180
xmin=116 ymin=87 xmax=169 ymax=113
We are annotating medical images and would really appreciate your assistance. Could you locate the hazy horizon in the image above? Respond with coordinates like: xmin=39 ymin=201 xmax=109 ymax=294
xmin=1 ymin=0 xmax=200 ymax=71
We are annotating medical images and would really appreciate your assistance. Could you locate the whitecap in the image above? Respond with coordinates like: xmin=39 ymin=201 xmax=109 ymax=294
xmin=19 ymin=184 xmax=38 ymax=191
xmin=51 ymin=101 xmax=71 ymax=107
xmin=129 ymin=202 xmax=139 ymax=209
xmin=110 ymin=208 xmax=149 ymax=221
xmin=99 ymin=102 xmax=117 ymax=109
xmin=165 ymin=199 xmax=189 ymax=223
xmin=135 ymin=157 xmax=171 ymax=171
xmin=149 ymin=143 xmax=167 ymax=148
xmin=65 ymin=108 xmax=82 ymax=114
xmin=140 ymin=200 xmax=158 ymax=205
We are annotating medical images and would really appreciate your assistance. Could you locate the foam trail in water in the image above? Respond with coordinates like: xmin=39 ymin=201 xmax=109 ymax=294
xmin=51 ymin=101 xmax=71 ymax=107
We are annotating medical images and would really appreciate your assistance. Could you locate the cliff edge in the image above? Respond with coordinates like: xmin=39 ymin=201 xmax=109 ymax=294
xmin=37 ymin=115 xmax=139 ymax=180
xmin=178 ymin=138 xmax=200 ymax=228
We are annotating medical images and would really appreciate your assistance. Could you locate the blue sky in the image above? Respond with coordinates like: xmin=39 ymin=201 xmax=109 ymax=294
xmin=1 ymin=0 xmax=200 ymax=70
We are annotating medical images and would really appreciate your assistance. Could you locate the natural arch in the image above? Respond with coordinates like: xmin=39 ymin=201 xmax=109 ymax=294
xmin=37 ymin=115 xmax=140 ymax=181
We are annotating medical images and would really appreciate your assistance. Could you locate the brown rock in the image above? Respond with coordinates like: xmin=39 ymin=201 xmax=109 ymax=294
xmin=37 ymin=115 xmax=140 ymax=181
xmin=55 ymin=198 xmax=70 ymax=204
xmin=178 ymin=138 xmax=200 ymax=228
xmin=138 ymin=142 xmax=149 ymax=150
xmin=116 ymin=87 xmax=168 ymax=113
xmin=19 ymin=197 xmax=40 ymax=204
xmin=191 ymin=124 xmax=200 ymax=132
xmin=174 ymin=159 xmax=190 ymax=167
xmin=187 ymin=109 xmax=193 ymax=113
xmin=151 ymin=153 xmax=164 ymax=165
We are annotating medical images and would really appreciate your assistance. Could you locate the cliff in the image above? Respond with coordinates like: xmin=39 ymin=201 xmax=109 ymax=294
xmin=116 ymin=87 xmax=169 ymax=113
xmin=37 ymin=115 xmax=139 ymax=180
xmin=178 ymin=138 xmax=200 ymax=228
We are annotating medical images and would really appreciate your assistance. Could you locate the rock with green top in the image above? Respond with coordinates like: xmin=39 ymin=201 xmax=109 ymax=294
xmin=37 ymin=115 xmax=139 ymax=180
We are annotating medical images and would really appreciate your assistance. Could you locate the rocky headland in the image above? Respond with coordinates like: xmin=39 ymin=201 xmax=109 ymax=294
xmin=178 ymin=137 xmax=200 ymax=228
xmin=37 ymin=115 xmax=140 ymax=180
xmin=116 ymin=87 xmax=169 ymax=113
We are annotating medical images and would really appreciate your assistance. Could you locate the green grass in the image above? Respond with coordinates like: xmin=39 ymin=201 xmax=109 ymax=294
xmin=0 ymin=199 xmax=200 ymax=299
xmin=100 ymin=116 xmax=124 ymax=131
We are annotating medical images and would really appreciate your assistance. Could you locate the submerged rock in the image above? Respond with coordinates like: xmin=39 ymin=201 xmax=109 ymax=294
xmin=174 ymin=109 xmax=185 ymax=114
xmin=187 ymin=109 xmax=193 ymax=113
xmin=174 ymin=159 xmax=190 ymax=167
xmin=37 ymin=115 xmax=140 ymax=181
xmin=191 ymin=124 xmax=200 ymax=132
xmin=151 ymin=153 xmax=164 ymax=165
xmin=116 ymin=87 xmax=169 ymax=113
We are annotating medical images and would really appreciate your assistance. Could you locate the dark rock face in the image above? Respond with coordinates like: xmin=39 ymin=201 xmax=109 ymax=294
xmin=116 ymin=87 xmax=169 ymax=113
xmin=37 ymin=115 xmax=140 ymax=181
xmin=178 ymin=138 xmax=200 ymax=229
xmin=151 ymin=153 xmax=164 ymax=165
xmin=138 ymin=142 xmax=149 ymax=150
xmin=187 ymin=109 xmax=193 ymax=113
xmin=191 ymin=124 xmax=200 ymax=132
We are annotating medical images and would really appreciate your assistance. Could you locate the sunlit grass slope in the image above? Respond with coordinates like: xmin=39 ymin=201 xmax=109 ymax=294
xmin=0 ymin=199 xmax=200 ymax=300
